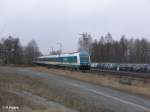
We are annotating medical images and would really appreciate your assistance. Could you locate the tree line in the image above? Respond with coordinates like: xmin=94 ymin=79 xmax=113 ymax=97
xmin=0 ymin=36 xmax=41 ymax=65
xmin=1 ymin=33 xmax=150 ymax=65
xmin=78 ymin=33 xmax=150 ymax=63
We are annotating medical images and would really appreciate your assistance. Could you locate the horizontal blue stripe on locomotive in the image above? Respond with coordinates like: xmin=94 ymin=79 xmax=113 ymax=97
xmin=39 ymin=56 xmax=77 ymax=63
xmin=35 ymin=51 xmax=91 ymax=70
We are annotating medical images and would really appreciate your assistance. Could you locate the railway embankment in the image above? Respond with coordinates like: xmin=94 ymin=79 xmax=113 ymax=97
xmin=31 ymin=66 xmax=150 ymax=98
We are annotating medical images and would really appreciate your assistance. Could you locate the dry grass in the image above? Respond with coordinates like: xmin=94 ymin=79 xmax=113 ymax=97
xmin=0 ymin=74 xmax=73 ymax=112
xmin=0 ymin=86 xmax=75 ymax=112
xmin=31 ymin=66 xmax=150 ymax=98
xmin=0 ymin=87 xmax=45 ymax=112
xmin=0 ymin=69 xmax=109 ymax=112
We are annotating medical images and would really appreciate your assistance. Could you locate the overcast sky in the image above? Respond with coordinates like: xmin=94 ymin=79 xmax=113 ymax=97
xmin=0 ymin=0 xmax=150 ymax=54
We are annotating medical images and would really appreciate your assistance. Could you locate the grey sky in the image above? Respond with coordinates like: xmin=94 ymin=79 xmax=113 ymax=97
xmin=0 ymin=0 xmax=150 ymax=54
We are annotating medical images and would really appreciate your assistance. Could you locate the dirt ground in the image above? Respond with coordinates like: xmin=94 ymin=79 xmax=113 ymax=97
xmin=0 ymin=87 xmax=77 ymax=112
xmin=0 ymin=87 xmax=45 ymax=112
xmin=0 ymin=66 xmax=149 ymax=112
xmin=31 ymin=66 xmax=150 ymax=98
xmin=0 ymin=66 xmax=114 ymax=112
xmin=0 ymin=68 xmax=77 ymax=112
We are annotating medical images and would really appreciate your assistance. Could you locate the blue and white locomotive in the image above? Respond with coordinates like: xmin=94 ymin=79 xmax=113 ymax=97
xmin=35 ymin=51 xmax=91 ymax=70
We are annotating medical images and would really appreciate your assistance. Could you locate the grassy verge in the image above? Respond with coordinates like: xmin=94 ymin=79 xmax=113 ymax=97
xmin=0 ymin=70 xmax=109 ymax=112
xmin=31 ymin=66 xmax=150 ymax=98
xmin=0 ymin=87 xmax=45 ymax=112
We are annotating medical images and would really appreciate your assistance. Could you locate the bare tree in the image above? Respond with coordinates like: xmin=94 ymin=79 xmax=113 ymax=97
xmin=91 ymin=33 xmax=150 ymax=64
xmin=119 ymin=35 xmax=128 ymax=62
xmin=1 ymin=36 xmax=23 ymax=64
xmin=0 ymin=36 xmax=42 ymax=65
xmin=24 ymin=40 xmax=41 ymax=65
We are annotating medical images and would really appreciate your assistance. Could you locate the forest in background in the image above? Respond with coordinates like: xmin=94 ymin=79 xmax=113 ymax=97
xmin=1 ymin=33 xmax=150 ymax=65
xmin=78 ymin=33 xmax=150 ymax=63
xmin=0 ymin=36 xmax=41 ymax=65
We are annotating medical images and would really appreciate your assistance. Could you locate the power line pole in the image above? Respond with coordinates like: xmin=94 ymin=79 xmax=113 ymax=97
xmin=57 ymin=42 xmax=62 ymax=54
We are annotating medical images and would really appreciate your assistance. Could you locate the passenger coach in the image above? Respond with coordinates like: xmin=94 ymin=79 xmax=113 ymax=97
xmin=35 ymin=51 xmax=91 ymax=70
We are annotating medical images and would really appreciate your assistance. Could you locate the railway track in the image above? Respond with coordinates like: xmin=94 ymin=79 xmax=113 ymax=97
xmin=46 ymin=66 xmax=150 ymax=83
xmin=87 ymin=69 xmax=150 ymax=83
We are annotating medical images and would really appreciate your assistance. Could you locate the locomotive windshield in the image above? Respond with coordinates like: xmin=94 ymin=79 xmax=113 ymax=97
xmin=80 ymin=56 xmax=89 ymax=62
